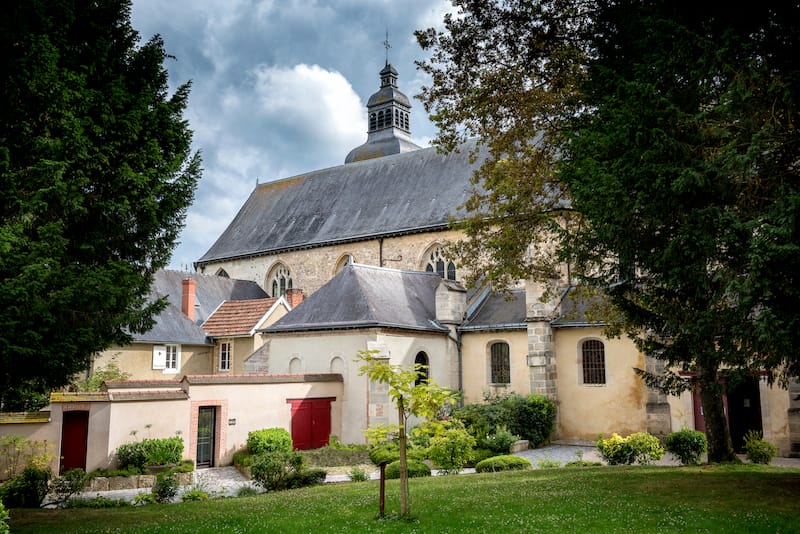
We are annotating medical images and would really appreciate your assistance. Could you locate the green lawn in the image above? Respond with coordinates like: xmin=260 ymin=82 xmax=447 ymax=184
xmin=9 ymin=464 xmax=800 ymax=533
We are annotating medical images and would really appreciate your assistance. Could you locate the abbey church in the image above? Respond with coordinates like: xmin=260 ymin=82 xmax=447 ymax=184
xmin=192 ymin=62 xmax=797 ymax=453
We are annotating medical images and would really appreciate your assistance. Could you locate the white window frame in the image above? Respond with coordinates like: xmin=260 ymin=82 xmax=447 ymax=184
xmin=153 ymin=344 xmax=180 ymax=373
xmin=219 ymin=341 xmax=232 ymax=372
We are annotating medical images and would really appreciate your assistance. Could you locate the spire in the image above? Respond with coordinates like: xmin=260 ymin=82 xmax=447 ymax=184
xmin=344 ymin=44 xmax=421 ymax=164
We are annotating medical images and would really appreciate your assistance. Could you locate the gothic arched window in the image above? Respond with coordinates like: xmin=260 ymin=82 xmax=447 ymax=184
xmin=268 ymin=264 xmax=293 ymax=298
xmin=425 ymin=247 xmax=457 ymax=281
xmin=414 ymin=351 xmax=429 ymax=386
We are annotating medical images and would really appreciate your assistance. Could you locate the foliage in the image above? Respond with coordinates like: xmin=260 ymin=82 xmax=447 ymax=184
xmin=408 ymin=418 xmax=454 ymax=450
xmin=348 ymin=467 xmax=369 ymax=482
xmin=536 ymin=455 xmax=562 ymax=469
xmin=664 ymin=429 xmax=707 ymax=466
xmin=284 ymin=468 xmax=327 ymax=489
xmin=48 ymin=469 xmax=88 ymax=508
xmin=417 ymin=0 xmax=799 ymax=465
xmin=247 ymin=428 xmax=293 ymax=455
xmin=0 ymin=466 xmax=50 ymax=508
xmin=454 ymin=394 xmax=555 ymax=449
xmin=357 ymin=350 xmax=459 ymax=517
xmin=232 ymin=449 xmax=253 ymax=469
xmin=250 ymin=450 xmax=304 ymax=492
xmin=116 ymin=436 xmax=184 ymax=469
xmin=327 ymin=436 xmax=369 ymax=452
xmin=384 ymin=460 xmax=431 ymax=480
xmin=78 ymin=358 xmax=131 ymax=392
xmin=0 ymin=436 xmax=52 ymax=481
xmin=743 ymin=431 xmax=777 ymax=465
xmin=484 ymin=426 xmax=520 ymax=454
xmin=151 ymin=473 xmax=179 ymax=503
xmin=369 ymin=444 xmax=400 ymax=466
xmin=564 ymin=460 xmax=602 ymax=468
xmin=65 ymin=496 xmax=130 ymax=508
xmin=181 ymin=489 xmax=209 ymax=502
xmin=236 ymin=486 xmax=259 ymax=498
xmin=427 ymin=427 xmax=476 ymax=474
xmin=596 ymin=433 xmax=665 ymax=465
xmin=0 ymin=0 xmax=201 ymax=410
xmin=474 ymin=455 xmax=532 ymax=473
xmin=132 ymin=493 xmax=157 ymax=506
xmin=0 ymin=501 xmax=7 ymax=534
xmin=467 ymin=448 xmax=497 ymax=467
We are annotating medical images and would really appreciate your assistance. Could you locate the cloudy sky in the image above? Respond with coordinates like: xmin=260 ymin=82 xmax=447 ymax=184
xmin=130 ymin=0 xmax=454 ymax=271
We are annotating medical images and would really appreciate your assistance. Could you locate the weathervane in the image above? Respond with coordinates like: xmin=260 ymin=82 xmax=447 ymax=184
xmin=383 ymin=29 xmax=390 ymax=64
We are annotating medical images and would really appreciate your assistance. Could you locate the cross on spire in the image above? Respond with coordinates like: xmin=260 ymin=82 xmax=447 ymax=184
xmin=383 ymin=30 xmax=390 ymax=64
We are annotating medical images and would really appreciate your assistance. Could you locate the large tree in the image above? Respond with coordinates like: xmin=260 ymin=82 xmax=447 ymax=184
xmin=417 ymin=0 xmax=799 ymax=461
xmin=0 ymin=0 xmax=200 ymax=410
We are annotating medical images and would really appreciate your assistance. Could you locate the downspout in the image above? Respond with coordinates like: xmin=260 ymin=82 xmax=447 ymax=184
xmin=446 ymin=328 xmax=463 ymax=405
xmin=379 ymin=237 xmax=384 ymax=267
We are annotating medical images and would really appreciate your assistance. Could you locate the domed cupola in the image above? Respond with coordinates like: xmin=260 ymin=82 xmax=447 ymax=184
xmin=345 ymin=61 xmax=421 ymax=164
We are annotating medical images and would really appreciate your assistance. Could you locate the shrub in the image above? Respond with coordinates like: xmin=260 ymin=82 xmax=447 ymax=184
xmin=49 ymin=469 xmax=88 ymax=508
xmin=142 ymin=437 xmax=184 ymax=466
xmin=152 ymin=473 xmax=179 ymax=503
xmin=664 ymin=429 xmax=707 ymax=465
xmin=247 ymin=428 xmax=293 ymax=455
xmin=384 ymin=460 xmax=431 ymax=479
xmin=564 ymin=460 xmax=602 ymax=467
xmin=233 ymin=449 xmax=253 ymax=468
xmin=743 ymin=430 xmax=777 ymax=465
xmin=236 ymin=486 xmax=259 ymax=498
xmin=484 ymin=426 xmax=520 ymax=454
xmin=0 ymin=501 xmax=8 ymax=534
xmin=348 ymin=466 xmax=369 ymax=482
xmin=133 ymin=493 xmax=157 ymax=506
xmin=428 ymin=427 xmax=476 ymax=474
xmin=369 ymin=444 xmax=399 ymax=466
xmin=454 ymin=394 xmax=556 ymax=449
xmin=0 ymin=436 xmax=53 ymax=481
xmin=181 ymin=489 xmax=209 ymax=502
xmin=116 ymin=441 xmax=147 ymax=471
xmin=596 ymin=432 xmax=664 ymax=465
xmin=536 ymin=455 xmax=562 ymax=469
xmin=299 ymin=446 xmax=370 ymax=467
xmin=475 ymin=455 xmax=532 ymax=473
xmin=284 ymin=468 xmax=327 ymax=489
xmin=467 ymin=447 xmax=496 ymax=467
xmin=250 ymin=450 xmax=304 ymax=491
xmin=65 ymin=496 xmax=130 ymax=508
xmin=0 ymin=465 xmax=50 ymax=508
xmin=328 ymin=435 xmax=369 ymax=451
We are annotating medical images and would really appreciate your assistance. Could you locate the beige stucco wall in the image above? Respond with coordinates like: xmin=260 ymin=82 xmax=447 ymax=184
xmin=267 ymin=328 xmax=455 ymax=444
xmin=197 ymin=229 xmax=466 ymax=295
xmin=553 ymin=327 xmax=648 ymax=441
xmin=92 ymin=343 xmax=214 ymax=381
xmin=0 ymin=416 xmax=61 ymax=477
xmin=460 ymin=330 xmax=530 ymax=404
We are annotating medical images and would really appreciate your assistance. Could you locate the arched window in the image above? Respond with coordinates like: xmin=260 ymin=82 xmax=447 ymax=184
xmin=490 ymin=342 xmax=510 ymax=384
xmin=394 ymin=109 xmax=400 ymax=127
xmin=582 ymin=340 xmax=606 ymax=385
xmin=425 ymin=247 xmax=457 ymax=281
xmin=268 ymin=264 xmax=293 ymax=298
xmin=414 ymin=351 xmax=429 ymax=386
xmin=402 ymin=111 xmax=409 ymax=130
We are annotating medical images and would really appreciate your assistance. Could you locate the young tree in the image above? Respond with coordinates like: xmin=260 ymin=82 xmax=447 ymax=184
xmin=417 ymin=1 xmax=799 ymax=461
xmin=357 ymin=350 xmax=459 ymax=518
xmin=0 ymin=0 xmax=200 ymax=410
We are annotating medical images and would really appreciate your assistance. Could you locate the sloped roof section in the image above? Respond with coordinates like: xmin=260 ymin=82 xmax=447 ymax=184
xmin=133 ymin=270 xmax=269 ymax=345
xmin=197 ymin=140 xmax=484 ymax=265
xmin=263 ymin=263 xmax=448 ymax=333
xmin=460 ymin=289 xmax=527 ymax=331
xmin=202 ymin=297 xmax=279 ymax=337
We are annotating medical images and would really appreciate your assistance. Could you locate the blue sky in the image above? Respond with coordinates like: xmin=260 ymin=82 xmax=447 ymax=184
xmin=130 ymin=0 xmax=454 ymax=270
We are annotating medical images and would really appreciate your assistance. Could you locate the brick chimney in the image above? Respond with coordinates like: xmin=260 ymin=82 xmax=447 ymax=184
xmin=181 ymin=278 xmax=196 ymax=322
xmin=285 ymin=288 xmax=304 ymax=309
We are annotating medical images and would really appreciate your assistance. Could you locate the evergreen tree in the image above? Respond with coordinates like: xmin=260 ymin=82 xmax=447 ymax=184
xmin=0 ymin=0 xmax=200 ymax=410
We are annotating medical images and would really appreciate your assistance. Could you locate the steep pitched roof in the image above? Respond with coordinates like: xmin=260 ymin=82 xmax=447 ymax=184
xmin=202 ymin=297 xmax=281 ymax=337
xmin=262 ymin=263 xmax=448 ymax=333
xmin=133 ymin=270 xmax=269 ymax=345
xmin=196 ymin=140 xmax=484 ymax=266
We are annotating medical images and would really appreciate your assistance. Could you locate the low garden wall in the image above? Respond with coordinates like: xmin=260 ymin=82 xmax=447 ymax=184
xmin=84 ymin=471 xmax=193 ymax=492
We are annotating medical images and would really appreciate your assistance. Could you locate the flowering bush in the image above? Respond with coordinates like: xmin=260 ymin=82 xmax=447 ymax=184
xmin=596 ymin=432 xmax=664 ymax=465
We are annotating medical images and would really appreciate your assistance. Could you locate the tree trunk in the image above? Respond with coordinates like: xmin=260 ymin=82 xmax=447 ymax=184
xmin=398 ymin=400 xmax=409 ymax=517
xmin=698 ymin=364 xmax=737 ymax=463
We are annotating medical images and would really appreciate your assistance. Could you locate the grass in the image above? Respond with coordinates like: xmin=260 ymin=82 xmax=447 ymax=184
xmin=8 ymin=464 xmax=800 ymax=533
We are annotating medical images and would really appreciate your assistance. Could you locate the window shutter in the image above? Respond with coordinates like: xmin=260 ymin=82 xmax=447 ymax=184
xmin=153 ymin=345 xmax=167 ymax=369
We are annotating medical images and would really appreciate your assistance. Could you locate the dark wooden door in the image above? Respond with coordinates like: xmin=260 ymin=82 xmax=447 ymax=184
xmin=287 ymin=398 xmax=334 ymax=450
xmin=196 ymin=407 xmax=216 ymax=468
xmin=727 ymin=378 xmax=763 ymax=451
xmin=60 ymin=411 xmax=89 ymax=473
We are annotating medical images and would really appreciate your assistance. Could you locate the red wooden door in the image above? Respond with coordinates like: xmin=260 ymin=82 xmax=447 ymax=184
xmin=287 ymin=397 xmax=334 ymax=450
xmin=60 ymin=411 xmax=89 ymax=473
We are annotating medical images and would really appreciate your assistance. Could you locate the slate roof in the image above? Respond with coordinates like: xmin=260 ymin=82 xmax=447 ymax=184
xmin=262 ymin=263 xmax=449 ymax=334
xmin=551 ymin=287 xmax=608 ymax=327
xmin=196 ymin=140 xmax=484 ymax=266
xmin=460 ymin=289 xmax=527 ymax=331
xmin=133 ymin=270 xmax=269 ymax=345
xmin=202 ymin=297 xmax=280 ymax=337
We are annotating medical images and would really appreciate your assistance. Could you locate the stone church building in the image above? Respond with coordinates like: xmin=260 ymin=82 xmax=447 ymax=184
xmin=192 ymin=61 xmax=797 ymax=454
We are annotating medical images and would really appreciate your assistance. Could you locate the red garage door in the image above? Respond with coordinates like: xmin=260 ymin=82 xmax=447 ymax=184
xmin=287 ymin=397 xmax=335 ymax=450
